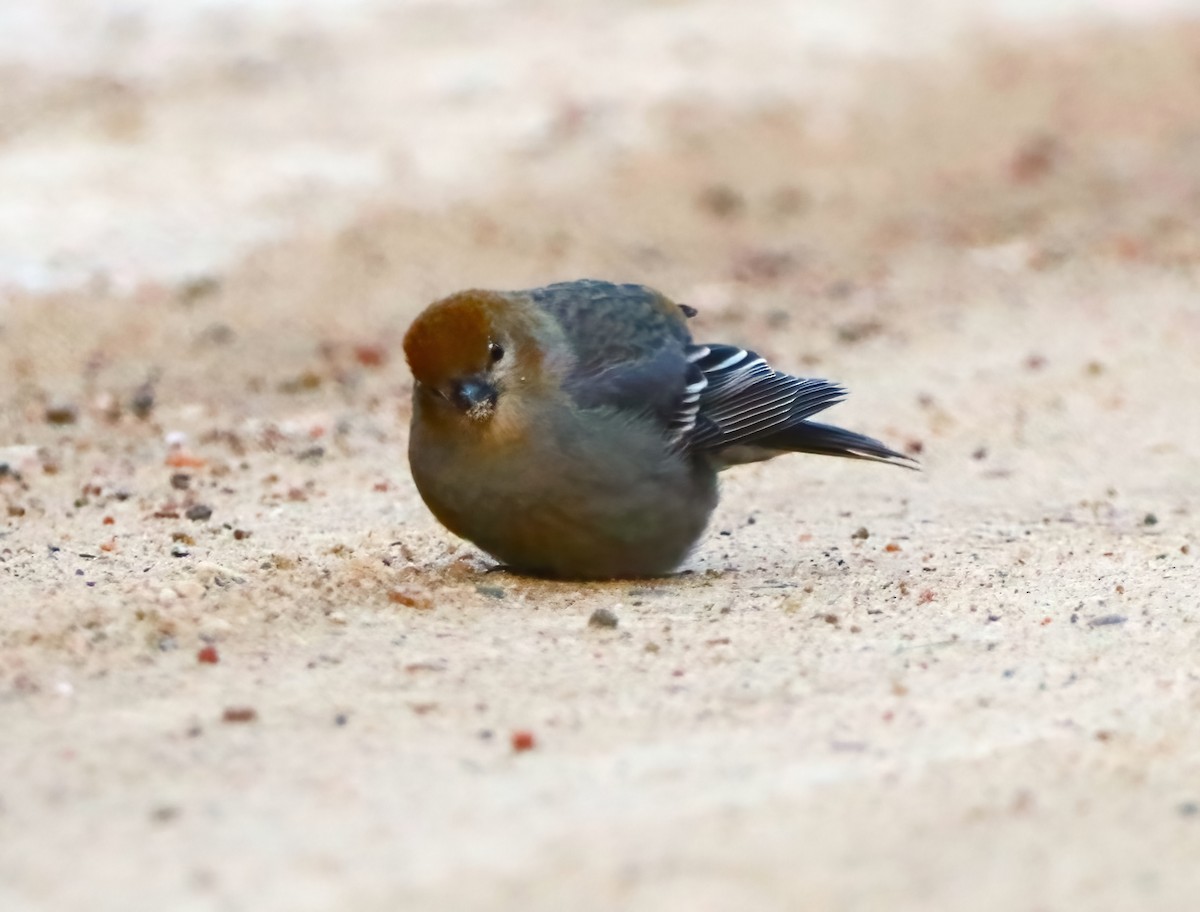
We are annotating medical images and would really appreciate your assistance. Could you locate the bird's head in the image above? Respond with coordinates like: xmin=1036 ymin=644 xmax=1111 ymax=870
xmin=404 ymin=290 xmax=550 ymax=429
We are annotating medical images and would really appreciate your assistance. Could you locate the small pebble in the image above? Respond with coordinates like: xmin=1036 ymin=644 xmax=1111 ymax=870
xmin=185 ymin=504 xmax=213 ymax=522
xmin=150 ymin=805 xmax=180 ymax=823
xmin=851 ymin=526 xmax=869 ymax=540
xmin=697 ymin=183 xmax=745 ymax=219
xmin=511 ymin=730 xmax=536 ymax=752
xmin=353 ymin=344 xmax=387 ymax=367
xmin=130 ymin=384 xmax=156 ymax=419
xmin=1088 ymin=614 xmax=1127 ymax=627
xmin=44 ymin=404 xmax=78 ymax=425
xmin=588 ymin=607 xmax=619 ymax=629
xmin=388 ymin=588 xmax=433 ymax=610
xmin=197 ymin=645 xmax=219 ymax=664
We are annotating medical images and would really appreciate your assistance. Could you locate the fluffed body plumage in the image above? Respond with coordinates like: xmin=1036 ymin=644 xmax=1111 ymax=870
xmin=404 ymin=279 xmax=912 ymax=579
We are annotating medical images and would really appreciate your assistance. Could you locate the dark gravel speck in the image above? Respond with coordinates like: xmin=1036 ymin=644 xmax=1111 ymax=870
xmin=44 ymin=405 xmax=78 ymax=425
xmin=130 ymin=384 xmax=156 ymax=419
xmin=1088 ymin=614 xmax=1127 ymax=627
xmin=589 ymin=607 xmax=620 ymax=629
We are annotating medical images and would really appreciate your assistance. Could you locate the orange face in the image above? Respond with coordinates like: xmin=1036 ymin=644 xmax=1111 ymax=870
xmin=404 ymin=289 xmax=558 ymax=437
xmin=403 ymin=290 xmax=502 ymax=391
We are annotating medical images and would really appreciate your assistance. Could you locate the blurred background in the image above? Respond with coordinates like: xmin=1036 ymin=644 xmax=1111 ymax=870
xmin=4 ymin=0 xmax=1198 ymax=419
xmin=2 ymin=0 xmax=1197 ymax=291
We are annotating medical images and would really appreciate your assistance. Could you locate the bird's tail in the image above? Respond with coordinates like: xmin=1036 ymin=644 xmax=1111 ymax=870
xmin=754 ymin=420 xmax=917 ymax=468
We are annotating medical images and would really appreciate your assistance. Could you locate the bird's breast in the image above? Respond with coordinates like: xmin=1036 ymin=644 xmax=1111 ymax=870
xmin=407 ymin=403 xmax=718 ymax=578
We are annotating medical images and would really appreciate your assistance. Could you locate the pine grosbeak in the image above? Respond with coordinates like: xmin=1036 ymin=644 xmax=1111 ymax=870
xmin=404 ymin=279 xmax=913 ymax=579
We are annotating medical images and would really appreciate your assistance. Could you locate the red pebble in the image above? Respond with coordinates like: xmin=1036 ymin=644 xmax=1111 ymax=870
xmin=166 ymin=451 xmax=207 ymax=469
xmin=511 ymin=730 xmax=536 ymax=753
xmin=353 ymin=344 xmax=387 ymax=367
xmin=197 ymin=645 xmax=219 ymax=664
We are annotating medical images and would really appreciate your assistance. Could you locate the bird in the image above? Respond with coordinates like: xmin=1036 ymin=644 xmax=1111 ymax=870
xmin=403 ymin=279 xmax=914 ymax=580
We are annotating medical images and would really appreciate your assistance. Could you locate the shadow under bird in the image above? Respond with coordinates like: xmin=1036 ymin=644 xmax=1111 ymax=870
xmin=404 ymin=279 xmax=915 ymax=579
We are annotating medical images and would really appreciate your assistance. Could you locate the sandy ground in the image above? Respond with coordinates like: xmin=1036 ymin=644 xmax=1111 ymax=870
xmin=2 ymin=3 xmax=1200 ymax=911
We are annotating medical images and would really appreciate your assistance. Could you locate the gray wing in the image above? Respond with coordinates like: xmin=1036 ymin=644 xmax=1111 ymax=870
xmin=569 ymin=345 xmax=695 ymax=428
xmin=529 ymin=282 xmax=912 ymax=467
xmin=528 ymin=280 xmax=692 ymax=371
xmin=529 ymin=279 xmax=696 ymax=426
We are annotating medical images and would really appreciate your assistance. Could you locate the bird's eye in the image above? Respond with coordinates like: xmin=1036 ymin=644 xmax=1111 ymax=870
xmin=488 ymin=342 xmax=505 ymax=364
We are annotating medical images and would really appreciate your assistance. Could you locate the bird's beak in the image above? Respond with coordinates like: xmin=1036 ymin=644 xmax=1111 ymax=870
xmin=450 ymin=376 xmax=498 ymax=419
